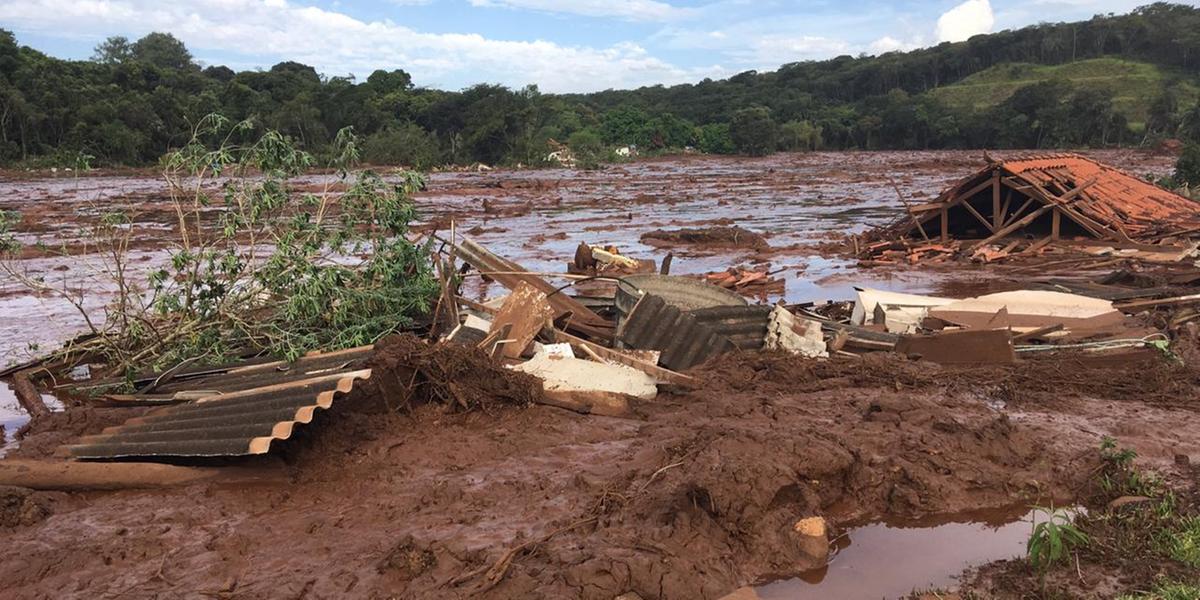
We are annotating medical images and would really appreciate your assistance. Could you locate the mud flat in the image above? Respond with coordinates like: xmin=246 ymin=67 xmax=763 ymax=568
xmin=0 ymin=150 xmax=1195 ymax=599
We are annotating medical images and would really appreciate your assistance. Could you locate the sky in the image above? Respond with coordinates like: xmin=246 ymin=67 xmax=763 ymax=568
xmin=0 ymin=0 xmax=1161 ymax=93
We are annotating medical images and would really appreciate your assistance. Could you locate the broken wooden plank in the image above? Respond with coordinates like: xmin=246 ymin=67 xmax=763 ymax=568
xmin=1011 ymin=323 xmax=1065 ymax=342
xmin=1115 ymin=293 xmax=1200 ymax=312
xmin=11 ymin=370 xmax=50 ymax=420
xmin=966 ymin=204 xmax=1054 ymax=253
xmin=489 ymin=282 xmax=554 ymax=360
xmin=895 ymin=329 xmax=1015 ymax=365
xmin=539 ymin=389 xmax=637 ymax=418
xmin=438 ymin=234 xmax=614 ymax=342
xmin=0 ymin=460 xmax=227 ymax=491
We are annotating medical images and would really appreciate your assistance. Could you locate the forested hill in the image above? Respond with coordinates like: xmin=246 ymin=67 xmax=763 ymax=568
xmin=1 ymin=2 xmax=1199 ymax=168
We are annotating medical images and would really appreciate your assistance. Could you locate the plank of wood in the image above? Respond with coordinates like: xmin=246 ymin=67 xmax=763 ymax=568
xmin=489 ymin=282 xmax=555 ymax=360
xmin=966 ymin=204 xmax=1054 ymax=253
xmin=0 ymin=460 xmax=226 ymax=491
xmin=1115 ymin=293 xmax=1200 ymax=312
xmin=895 ymin=329 xmax=1015 ymax=365
xmin=11 ymin=371 xmax=50 ymax=419
xmin=1011 ymin=323 xmax=1064 ymax=342
xmin=539 ymin=389 xmax=636 ymax=418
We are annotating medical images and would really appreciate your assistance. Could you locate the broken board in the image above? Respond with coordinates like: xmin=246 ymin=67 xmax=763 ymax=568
xmin=895 ymin=329 xmax=1016 ymax=365
xmin=488 ymin=282 xmax=555 ymax=360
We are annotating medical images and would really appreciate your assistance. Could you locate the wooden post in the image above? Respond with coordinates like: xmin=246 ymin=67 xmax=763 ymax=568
xmin=992 ymin=173 xmax=1002 ymax=230
xmin=1051 ymin=209 xmax=1061 ymax=240
xmin=967 ymin=204 xmax=1054 ymax=252
xmin=940 ymin=208 xmax=949 ymax=242
xmin=12 ymin=371 xmax=50 ymax=420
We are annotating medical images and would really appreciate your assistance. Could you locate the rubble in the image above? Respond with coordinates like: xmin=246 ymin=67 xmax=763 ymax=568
xmin=5 ymin=157 xmax=1200 ymax=599
xmin=641 ymin=226 xmax=771 ymax=251
xmin=857 ymin=153 xmax=1200 ymax=266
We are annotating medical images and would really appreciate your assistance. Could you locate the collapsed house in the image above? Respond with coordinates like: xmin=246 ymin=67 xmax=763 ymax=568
xmin=864 ymin=154 xmax=1200 ymax=263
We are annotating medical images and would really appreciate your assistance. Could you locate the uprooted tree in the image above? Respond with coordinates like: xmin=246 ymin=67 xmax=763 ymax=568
xmin=0 ymin=114 xmax=438 ymax=382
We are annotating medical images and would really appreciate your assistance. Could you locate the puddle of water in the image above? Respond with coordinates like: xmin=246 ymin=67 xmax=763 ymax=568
xmin=755 ymin=508 xmax=1039 ymax=600
xmin=0 ymin=383 xmax=65 ymax=457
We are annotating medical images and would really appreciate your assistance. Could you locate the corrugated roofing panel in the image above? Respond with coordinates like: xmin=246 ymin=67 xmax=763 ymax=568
xmin=616 ymin=294 xmax=735 ymax=371
xmin=61 ymin=364 xmax=371 ymax=459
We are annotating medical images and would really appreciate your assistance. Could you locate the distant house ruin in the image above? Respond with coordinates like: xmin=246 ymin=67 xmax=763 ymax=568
xmin=884 ymin=154 xmax=1200 ymax=255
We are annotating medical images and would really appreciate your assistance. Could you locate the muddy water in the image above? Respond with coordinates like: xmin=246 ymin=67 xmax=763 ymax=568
xmin=0 ymin=150 xmax=1176 ymax=428
xmin=756 ymin=508 xmax=1038 ymax=599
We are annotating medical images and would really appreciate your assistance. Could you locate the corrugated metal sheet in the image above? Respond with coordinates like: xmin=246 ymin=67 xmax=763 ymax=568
xmin=615 ymin=294 xmax=735 ymax=371
xmin=61 ymin=351 xmax=373 ymax=459
xmin=690 ymin=305 xmax=771 ymax=350
xmin=615 ymin=274 xmax=747 ymax=317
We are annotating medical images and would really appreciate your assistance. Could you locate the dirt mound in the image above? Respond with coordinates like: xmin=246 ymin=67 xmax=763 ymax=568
xmin=641 ymin=226 xmax=770 ymax=251
xmin=362 ymin=333 xmax=542 ymax=412
xmin=11 ymin=407 xmax=146 ymax=459
xmin=0 ymin=486 xmax=53 ymax=527
xmin=0 ymin=350 xmax=1137 ymax=600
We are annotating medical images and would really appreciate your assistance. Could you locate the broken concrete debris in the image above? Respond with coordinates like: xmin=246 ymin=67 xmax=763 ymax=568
xmin=512 ymin=351 xmax=658 ymax=400
xmin=765 ymin=305 xmax=828 ymax=358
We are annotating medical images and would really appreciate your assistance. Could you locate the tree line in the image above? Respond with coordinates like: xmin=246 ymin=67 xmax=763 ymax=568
xmin=1 ymin=2 xmax=1199 ymax=168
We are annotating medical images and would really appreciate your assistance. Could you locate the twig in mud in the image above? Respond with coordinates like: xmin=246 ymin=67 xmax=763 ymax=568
xmin=451 ymin=516 xmax=600 ymax=592
xmin=637 ymin=461 xmax=684 ymax=493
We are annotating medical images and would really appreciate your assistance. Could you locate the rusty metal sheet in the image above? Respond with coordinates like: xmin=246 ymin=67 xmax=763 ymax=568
xmin=61 ymin=353 xmax=373 ymax=459
xmin=616 ymin=294 xmax=734 ymax=371
xmin=689 ymin=305 xmax=771 ymax=351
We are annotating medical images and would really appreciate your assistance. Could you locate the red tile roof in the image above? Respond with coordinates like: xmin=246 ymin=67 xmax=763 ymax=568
xmin=998 ymin=154 xmax=1200 ymax=238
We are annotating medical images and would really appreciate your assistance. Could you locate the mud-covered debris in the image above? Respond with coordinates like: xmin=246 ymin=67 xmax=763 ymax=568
xmin=366 ymin=334 xmax=542 ymax=411
xmin=765 ymin=305 xmax=828 ymax=358
xmin=0 ymin=485 xmax=52 ymax=527
xmin=641 ymin=226 xmax=770 ymax=251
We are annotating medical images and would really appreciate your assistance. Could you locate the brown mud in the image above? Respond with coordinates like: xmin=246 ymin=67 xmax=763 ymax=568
xmin=5 ymin=338 xmax=1199 ymax=598
xmin=0 ymin=150 xmax=1194 ymax=599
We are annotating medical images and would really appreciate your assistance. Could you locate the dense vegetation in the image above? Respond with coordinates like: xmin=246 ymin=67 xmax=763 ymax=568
xmin=1 ymin=3 xmax=1200 ymax=168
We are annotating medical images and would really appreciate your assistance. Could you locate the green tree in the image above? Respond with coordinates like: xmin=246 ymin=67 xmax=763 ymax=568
xmin=600 ymin=105 xmax=649 ymax=145
xmin=778 ymin=120 xmax=822 ymax=151
xmin=131 ymin=32 xmax=194 ymax=71
xmin=1176 ymin=143 xmax=1200 ymax=187
xmin=697 ymin=123 xmax=735 ymax=154
xmin=92 ymin=36 xmax=132 ymax=64
xmin=361 ymin=123 xmax=440 ymax=168
xmin=730 ymin=107 xmax=777 ymax=156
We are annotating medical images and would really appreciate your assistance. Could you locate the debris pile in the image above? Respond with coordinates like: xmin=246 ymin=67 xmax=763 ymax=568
xmin=857 ymin=153 xmax=1200 ymax=266
xmin=641 ymin=225 xmax=771 ymax=251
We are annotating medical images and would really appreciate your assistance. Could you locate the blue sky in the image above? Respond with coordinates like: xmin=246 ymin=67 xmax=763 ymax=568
xmin=0 ymin=0 xmax=1158 ymax=92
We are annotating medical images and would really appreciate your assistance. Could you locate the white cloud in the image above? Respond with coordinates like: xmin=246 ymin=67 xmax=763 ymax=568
xmin=468 ymin=0 xmax=692 ymax=21
xmin=0 ymin=0 xmax=724 ymax=92
xmin=868 ymin=35 xmax=923 ymax=55
xmin=654 ymin=23 xmax=851 ymax=69
xmin=936 ymin=0 xmax=995 ymax=43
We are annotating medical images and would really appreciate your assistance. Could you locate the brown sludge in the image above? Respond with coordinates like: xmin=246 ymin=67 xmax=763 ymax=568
xmin=0 ymin=342 xmax=1138 ymax=599
xmin=1 ymin=150 xmax=1198 ymax=599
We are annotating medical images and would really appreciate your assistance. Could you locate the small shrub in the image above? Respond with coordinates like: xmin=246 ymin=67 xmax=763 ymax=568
xmin=1175 ymin=144 xmax=1200 ymax=187
xmin=1027 ymin=507 xmax=1089 ymax=571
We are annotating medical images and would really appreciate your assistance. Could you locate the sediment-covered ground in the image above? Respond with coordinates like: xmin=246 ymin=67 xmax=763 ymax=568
xmin=1 ymin=150 xmax=1196 ymax=599
xmin=2 ymin=338 xmax=1198 ymax=599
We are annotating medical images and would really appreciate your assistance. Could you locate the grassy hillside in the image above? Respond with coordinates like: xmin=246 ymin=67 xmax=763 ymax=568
xmin=928 ymin=58 xmax=1200 ymax=128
